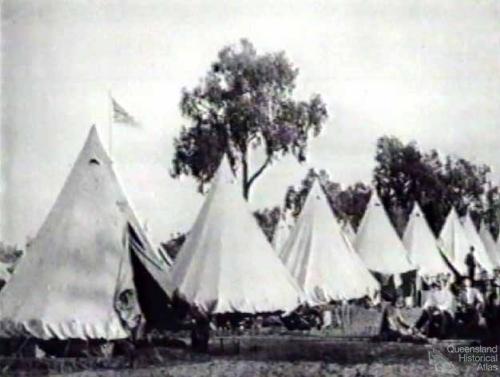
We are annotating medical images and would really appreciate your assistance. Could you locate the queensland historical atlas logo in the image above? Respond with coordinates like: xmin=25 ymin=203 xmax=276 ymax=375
xmin=429 ymin=345 xmax=499 ymax=374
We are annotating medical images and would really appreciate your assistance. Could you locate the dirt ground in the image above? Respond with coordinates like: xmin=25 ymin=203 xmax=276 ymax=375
xmin=2 ymin=309 xmax=496 ymax=376
xmin=60 ymin=360 xmax=457 ymax=377
xmin=17 ymin=337 xmax=493 ymax=377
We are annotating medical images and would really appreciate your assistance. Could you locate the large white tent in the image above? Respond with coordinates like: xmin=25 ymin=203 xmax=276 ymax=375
xmin=462 ymin=214 xmax=494 ymax=274
xmin=279 ymin=181 xmax=379 ymax=304
xmin=272 ymin=210 xmax=294 ymax=252
xmin=438 ymin=208 xmax=471 ymax=276
xmin=0 ymin=126 xmax=172 ymax=340
xmin=170 ymin=157 xmax=303 ymax=314
xmin=403 ymin=203 xmax=450 ymax=276
xmin=479 ymin=222 xmax=500 ymax=268
xmin=354 ymin=191 xmax=414 ymax=275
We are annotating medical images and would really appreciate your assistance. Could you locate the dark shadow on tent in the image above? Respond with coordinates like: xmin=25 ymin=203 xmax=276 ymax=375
xmin=372 ymin=270 xmax=417 ymax=302
xmin=127 ymin=223 xmax=172 ymax=330
xmin=438 ymin=249 xmax=462 ymax=281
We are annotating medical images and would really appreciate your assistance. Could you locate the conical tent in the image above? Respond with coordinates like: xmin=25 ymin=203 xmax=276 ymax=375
xmin=438 ymin=208 xmax=471 ymax=276
xmin=342 ymin=221 xmax=357 ymax=246
xmin=0 ymin=263 xmax=11 ymax=284
xmin=279 ymin=181 xmax=379 ymax=304
xmin=403 ymin=203 xmax=450 ymax=276
xmin=462 ymin=214 xmax=494 ymax=274
xmin=272 ymin=210 xmax=294 ymax=252
xmin=354 ymin=191 xmax=414 ymax=275
xmin=479 ymin=222 xmax=500 ymax=268
xmin=170 ymin=157 xmax=303 ymax=314
xmin=0 ymin=126 xmax=173 ymax=340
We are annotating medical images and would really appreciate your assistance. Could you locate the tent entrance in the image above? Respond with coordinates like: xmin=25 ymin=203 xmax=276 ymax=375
xmin=127 ymin=224 xmax=171 ymax=330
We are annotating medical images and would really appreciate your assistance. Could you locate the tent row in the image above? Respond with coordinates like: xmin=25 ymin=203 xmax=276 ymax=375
xmin=277 ymin=185 xmax=500 ymax=280
xmin=1 ymin=126 xmax=499 ymax=345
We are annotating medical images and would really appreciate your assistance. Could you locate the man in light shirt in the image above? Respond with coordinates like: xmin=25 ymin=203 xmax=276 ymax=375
xmin=458 ymin=278 xmax=484 ymax=307
xmin=414 ymin=282 xmax=455 ymax=338
xmin=456 ymin=278 xmax=484 ymax=333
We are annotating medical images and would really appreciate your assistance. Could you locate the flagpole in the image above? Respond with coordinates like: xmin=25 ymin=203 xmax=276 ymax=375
xmin=108 ymin=90 xmax=113 ymax=158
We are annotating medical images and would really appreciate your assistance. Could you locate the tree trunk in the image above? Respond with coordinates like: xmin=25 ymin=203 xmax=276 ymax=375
xmin=241 ymin=150 xmax=250 ymax=200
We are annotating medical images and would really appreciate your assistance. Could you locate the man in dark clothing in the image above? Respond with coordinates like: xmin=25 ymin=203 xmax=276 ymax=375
xmin=465 ymin=246 xmax=477 ymax=282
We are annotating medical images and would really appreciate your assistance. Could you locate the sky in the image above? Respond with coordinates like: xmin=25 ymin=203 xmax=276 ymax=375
xmin=2 ymin=0 xmax=500 ymax=247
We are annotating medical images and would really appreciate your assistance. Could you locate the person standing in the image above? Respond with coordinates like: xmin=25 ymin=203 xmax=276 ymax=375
xmin=465 ymin=246 xmax=477 ymax=282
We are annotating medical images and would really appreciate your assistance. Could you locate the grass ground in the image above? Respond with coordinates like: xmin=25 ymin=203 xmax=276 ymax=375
xmin=1 ymin=308 xmax=495 ymax=376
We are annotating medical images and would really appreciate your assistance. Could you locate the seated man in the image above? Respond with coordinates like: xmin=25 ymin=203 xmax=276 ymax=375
xmin=484 ymin=291 xmax=500 ymax=340
xmin=380 ymin=296 xmax=423 ymax=341
xmin=415 ymin=282 xmax=455 ymax=338
xmin=456 ymin=278 xmax=485 ymax=333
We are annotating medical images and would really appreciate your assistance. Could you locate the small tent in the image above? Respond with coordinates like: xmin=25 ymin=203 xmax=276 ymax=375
xmin=354 ymin=191 xmax=414 ymax=275
xmin=170 ymin=157 xmax=303 ymax=314
xmin=0 ymin=263 xmax=11 ymax=285
xmin=279 ymin=181 xmax=379 ymax=304
xmin=438 ymin=208 xmax=472 ymax=276
xmin=403 ymin=203 xmax=450 ymax=277
xmin=0 ymin=126 xmax=173 ymax=340
xmin=479 ymin=222 xmax=500 ymax=268
xmin=462 ymin=214 xmax=494 ymax=274
xmin=272 ymin=210 xmax=294 ymax=252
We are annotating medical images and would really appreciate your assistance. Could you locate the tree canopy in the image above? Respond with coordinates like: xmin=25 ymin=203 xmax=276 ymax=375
xmin=374 ymin=136 xmax=492 ymax=235
xmin=171 ymin=39 xmax=328 ymax=199
xmin=165 ymin=135 xmax=500 ymax=260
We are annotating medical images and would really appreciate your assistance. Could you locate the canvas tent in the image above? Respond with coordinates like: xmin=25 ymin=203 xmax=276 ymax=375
xmin=279 ymin=181 xmax=379 ymax=304
xmin=403 ymin=203 xmax=450 ymax=277
xmin=170 ymin=157 xmax=303 ymax=314
xmin=272 ymin=210 xmax=294 ymax=252
xmin=461 ymin=214 xmax=494 ymax=274
xmin=0 ymin=126 xmax=173 ymax=340
xmin=342 ymin=221 xmax=357 ymax=246
xmin=353 ymin=191 xmax=414 ymax=275
xmin=479 ymin=222 xmax=500 ymax=268
xmin=438 ymin=208 xmax=472 ymax=276
xmin=0 ymin=263 xmax=11 ymax=284
xmin=157 ymin=244 xmax=174 ymax=267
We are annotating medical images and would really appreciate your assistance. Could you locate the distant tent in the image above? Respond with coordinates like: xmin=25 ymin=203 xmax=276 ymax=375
xmin=272 ymin=210 xmax=294 ymax=252
xmin=0 ymin=263 xmax=11 ymax=284
xmin=462 ymin=214 xmax=494 ymax=274
xmin=403 ymin=203 xmax=450 ymax=277
xmin=342 ymin=221 xmax=357 ymax=246
xmin=170 ymin=156 xmax=303 ymax=314
xmin=479 ymin=222 xmax=500 ymax=268
xmin=279 ymin=181 xmax=379 ymax=304
xmin=438 ymin=208 xmax=471 ymax=276
xmin=354 ymin=191 xmax=414 ymax=275
xmin=0 ymin=126 xmax=173 ymax=340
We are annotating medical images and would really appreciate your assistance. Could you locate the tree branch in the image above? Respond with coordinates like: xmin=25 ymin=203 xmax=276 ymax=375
xmin=247 ymin=156 xmax=272 ymax=190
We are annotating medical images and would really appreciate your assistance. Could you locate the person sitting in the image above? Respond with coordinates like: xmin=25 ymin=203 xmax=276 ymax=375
xmin=456 ymin=278 xmax=485 ymax=334
xmin=492 ymin=269 xmax=500 ymax=297
xmin=379 ymin=296 xmax=424 ymax=341
xmin=415 ymin=282 xmax=455 ymax=338
xmin=484 ymin=291 xmax=500 ymax=342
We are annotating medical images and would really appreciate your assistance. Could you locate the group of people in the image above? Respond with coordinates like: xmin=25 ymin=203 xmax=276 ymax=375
xmin=381 ymin=248 xmax=500 ymax=342
xmin=188 ymin=247 xmax=500 ymax=352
